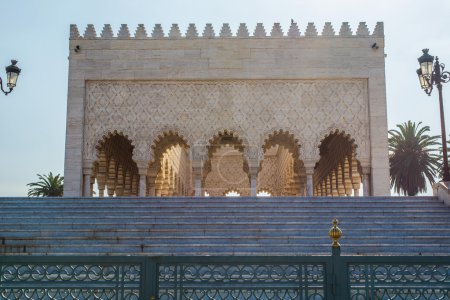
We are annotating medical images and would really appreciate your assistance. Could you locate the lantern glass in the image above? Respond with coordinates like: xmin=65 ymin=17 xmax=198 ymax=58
xmin=418 ymin=49 xmax=434 ymax=77
xmin=420 ymin=61 xmax=433 ymax=77
xmin=6 ymin=71 xmax=18 ymax=88
xmin=417 ymin=69 xmax=429 ymax=90
xmin=5 ymin=60 xmax=21 ymax=88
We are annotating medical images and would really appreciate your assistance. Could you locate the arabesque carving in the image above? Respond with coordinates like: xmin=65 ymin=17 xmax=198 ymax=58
xmin=84 ymin=80 xmax=369 ymax=165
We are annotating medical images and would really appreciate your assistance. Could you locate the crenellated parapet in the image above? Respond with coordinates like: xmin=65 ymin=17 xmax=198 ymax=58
xmin=70 ymin=22 xmax=384 ymax=39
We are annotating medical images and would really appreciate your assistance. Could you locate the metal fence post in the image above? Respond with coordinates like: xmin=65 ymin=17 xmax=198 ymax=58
xmin=142 ymin=257 xmax=158 ymax=300
xmin=329 ymin=218 xmax=349 ymax=299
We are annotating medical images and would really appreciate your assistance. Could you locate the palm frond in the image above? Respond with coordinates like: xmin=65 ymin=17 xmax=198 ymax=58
xmin=27 ymin=172 xmax=64 ymax=197
xmin=389 ymin=121 xmax=440 ymax=196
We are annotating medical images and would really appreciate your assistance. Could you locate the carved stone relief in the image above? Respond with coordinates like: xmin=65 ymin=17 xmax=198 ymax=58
xmin=84 ymin=80 xmax=369 ymax=165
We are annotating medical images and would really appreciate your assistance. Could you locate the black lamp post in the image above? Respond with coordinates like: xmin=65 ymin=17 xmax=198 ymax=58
xmin=0 ymin=60 xmax=21 ymax=95
xmin=417 ymin=49 xmax=450 ymax=181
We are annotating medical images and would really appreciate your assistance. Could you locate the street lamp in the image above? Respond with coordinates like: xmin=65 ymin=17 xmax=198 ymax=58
xmin=417 ymin=49 xmax=450 ymax=181
xmin=0 ymin=60 xmax=21 ymax=95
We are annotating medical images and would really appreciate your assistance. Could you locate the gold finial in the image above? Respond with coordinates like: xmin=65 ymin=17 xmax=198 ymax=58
xmin=329 ymin=218 xmax=342 ymax=248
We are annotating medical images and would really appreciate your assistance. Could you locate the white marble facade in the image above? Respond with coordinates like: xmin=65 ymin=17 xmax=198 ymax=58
xmin=64 ymin=22 xmax=390 ymax=197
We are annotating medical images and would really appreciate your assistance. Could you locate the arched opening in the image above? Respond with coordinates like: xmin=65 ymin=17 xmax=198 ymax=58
xmin=91 ymin=132 xmax=139 ymax=197
xmin=258 ymin=130 xmax=305 ymax=196
xmin=224 ymin=190 xmax=241 ymax=197
xmin=148 ymin=132 xmax=191 ymax=197
xmin=313 ymin=130 xmax=362 ymax=196
xmin=203 ymin=130 xmax=250 ymax=196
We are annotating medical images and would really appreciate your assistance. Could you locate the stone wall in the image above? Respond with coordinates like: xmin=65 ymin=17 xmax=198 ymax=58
xmin=65 ymin=22 xmax=389 ymax=196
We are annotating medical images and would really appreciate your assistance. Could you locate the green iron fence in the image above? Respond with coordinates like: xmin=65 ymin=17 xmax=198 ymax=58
xmin=1 ymin=220 xmax=450 ymax=299
xmin=0 ymin=256 xmax=143 ymax=299
xmin=1 ymin=255 xmax=450 ymax=299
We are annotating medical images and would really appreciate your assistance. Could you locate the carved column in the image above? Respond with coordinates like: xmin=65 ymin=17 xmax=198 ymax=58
xmin=249 ymin=166 xmax=258 ymax=197
xmin=97 ymin=150 xmax=107 ymax=197
xmin=147 ymin=167 xmax=158 ymax=197
xmin=123 ymin=171 xmax=131 ymax=196
xmin=115 ymin=165 xmax=124 ymax=196
xmin=82 ymin=160 xmax=93 ymax=197
xmin=343 ymin=156 xmax=353 ymax=196
xmin=83 ymin=174 xmax=92 ymax=197
xmin=168 ymin=167 xmax=175 ymax=196
xmin=362 ymin=166 xmax=371 ymax=196
xmin=305 ymin=167 xmax=314 ymax=197
xmin=131 ymin=174 xmax=139 ymax=196
xmin=321 ymin=181 xmax=326 ymax=196
xmin=351 ymin=155 xmax=361 ymax=196
xmin=331 ymin=170 xmax=339 ymax=196
xmin=337 ymin=164 xmax=346 ymax=196
xmin=192 ymin=161 xmax=203 ymax=197
xmin=161 ymin=160 xmax=170 ymax=196
xmin=246 ymin=146 xmax=262 ymax=197
xmin=106 ymin=157 xmax=117 ymax=197
xmin=326 ymin=176 xmax=331 ymax=196
xmin=137 ymin=161 xmax=148 ymax=197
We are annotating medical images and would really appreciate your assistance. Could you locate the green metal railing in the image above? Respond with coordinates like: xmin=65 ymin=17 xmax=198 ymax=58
xmin=0 ymin=256 xmax=143 ymax=299
xmin=2 ymin=256 xmax=450 ymax=299
xmin=1 ymin=220 xmax=450 ymax=299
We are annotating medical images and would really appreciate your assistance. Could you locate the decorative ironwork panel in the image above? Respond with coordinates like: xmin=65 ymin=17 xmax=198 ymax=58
xmin=0 ymin=262 xmax=141 ymax=300
xmin=158 ymin=263 xmax=326 ymax=300
xmin=349 ymin=263 xmax=450 ymax=300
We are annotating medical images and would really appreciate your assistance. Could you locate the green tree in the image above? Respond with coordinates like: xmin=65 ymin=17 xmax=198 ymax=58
xmin=27 ymin=172 xmax=64 ymax=197
xmin=389 ymin=121 xmax=440 ymax=196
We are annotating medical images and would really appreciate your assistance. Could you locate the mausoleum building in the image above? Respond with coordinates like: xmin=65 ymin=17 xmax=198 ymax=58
xmin=64 ymin=21 xmax=389 ymax=198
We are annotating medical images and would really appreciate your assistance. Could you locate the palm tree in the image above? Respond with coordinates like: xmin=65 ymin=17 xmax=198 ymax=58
xmin=27 ymin=172 xmax=64 ymax=197
xmin=389 ymin=121 xmax=440 ymax=196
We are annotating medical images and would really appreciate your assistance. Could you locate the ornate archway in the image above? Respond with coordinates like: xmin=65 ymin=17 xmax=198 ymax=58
xmin=90 ymin=131 xmax=139 ymax=197
xmin=203 ymin=130 xmax=250 ymax=196
xmin=147 ymin=131 xmax=191 ymax=196
xmin=313 ymin=130 xmax=362 ymax=196
xmin=258 ymin=130 xmax=305 ymax=196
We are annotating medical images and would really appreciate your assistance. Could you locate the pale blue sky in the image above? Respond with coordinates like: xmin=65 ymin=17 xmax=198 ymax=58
xmin=1 ymin=0 xmax=450 ymax=196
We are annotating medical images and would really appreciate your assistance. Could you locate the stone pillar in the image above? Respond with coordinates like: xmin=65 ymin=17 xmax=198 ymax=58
xmin=321 ymin=181 xmax=326 ymax=196
xmin=326 ymin=176 xmax=331 ymax=196
xmin=192 ymin=162 xmax=203 ymax=197
xmin=249 ymin=167 xmax=258 ymax=197
xmin=139 ymin=172 xmax=147 ymax=197
xmin=83 ymin=174 xmax=91 ymax=197
xmin=351 ymin=156 xmax=361 ymax=197
xmin=302 ymin=160 xmax=316 ymax=197
xmin=194 ymin=175 xmax=202 ymax=196
xmin=362 ymin=167 xmax=371 ymax=196
xmin=147 ymin=168 xmax=158 ymax=197
xmin=331 ymin=171 xmax=339 ymax=196
xmin=305 ymin=167 xmax=314 ymax=197
xmin=337 ymin=164 xmax=346 ymax=197
xmin=82 ymin=161 xmax=93 ymax=197
xmin=137 ymin=161 xmax=148 ymax=197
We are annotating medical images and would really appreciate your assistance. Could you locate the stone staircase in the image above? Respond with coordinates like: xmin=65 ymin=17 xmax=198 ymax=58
xmin=1 ymin=196 xmax=450 ymax=256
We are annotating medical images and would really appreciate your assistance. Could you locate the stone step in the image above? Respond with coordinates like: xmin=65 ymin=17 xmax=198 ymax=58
xmin=1 ymin=196 xmax=449 ymax=256
xmin=0 ymin=198 xmax=442 ymax=205
xmin=3 ymin=228 xmax=450 ymax=238
xmin=3 ymin=214 xmax=450 ymax=224
xmin=0 ymin=197 xmax=441 ymax=206
xmin=1 ymin=243 xmax=449 ymax=256
xmin=3 ymin=222 xmax=449 ymax=232
xmin=2 ymin=206 xmax=445 ymax=214
xmin=1 ymin=203 xmax=446 ymax=211
xmin=3 ymin=234 xmax=450 ymax=245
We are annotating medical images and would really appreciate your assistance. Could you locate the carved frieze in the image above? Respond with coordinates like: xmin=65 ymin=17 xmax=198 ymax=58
xmin=84 ymin=80 xmax=369 ymax=164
